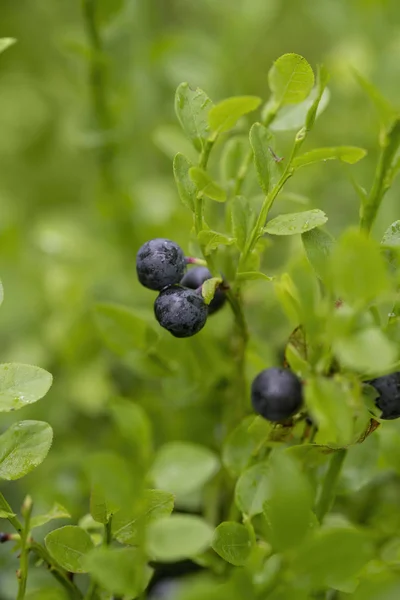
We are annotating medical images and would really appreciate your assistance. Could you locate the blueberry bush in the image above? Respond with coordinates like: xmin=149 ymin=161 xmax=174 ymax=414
xmin=3 ymin=1 xmax=400 ymax=599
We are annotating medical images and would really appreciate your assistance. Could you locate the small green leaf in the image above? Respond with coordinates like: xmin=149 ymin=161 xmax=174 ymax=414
xmin=151 ymin=442 xmax=219 ymax=497
xmin=147 ymin=515 xmax=213 ymax=562
xmin=236 ymin=271 xmax=272 ymax=282
xmin=0 ymin=421 xmax=53 ymax=481
xmin=112 ymin=489 xmax=174 ymax=545
xmin=293 ymin=146 xmax=367 ymax=169
xmin=94 ymin=303 xmax=158 ymax=356
xmin=175 ymin=83 xmax=213 ymax=152
xmin=31 ymin=503 xmax=71 ymax=530
xmin=0 ymin=38 xmax=16 ymax=55
xmin=45 ymin=526 xmax=95 ymax=573
xmin=269 ymin=53 xmax=314 ymax=107
xmin=249 ymin=123 xmax=274 ymax=194
xmin=173 ymin=153 xmax=197 ymax=211
xmin=264 ymin=209 xmax=327 ymax=236
xmin=197 ymin=230 xmax=236 ymax=254
xmin=220 ymin=136 xmax=249 ymax=183
xmin=382 ymin=220 xmax=400 ymax=248
xmin=235 ymin=461 xmax=270 ymax=517
xmin=222 ymin=416 xmax=272 ymax=476
xmin=212 ymin=522 xmax=253 ymax=566
xmin=0 ymin=508 xmax=16 ymax=519
xmin=0 ymin=363 xmax=53 ymax=412
xmin=201 ymin=278 xmax=223 ymax=305
xmin=209 ymin=96 xmax=261 ymax=136
xmin=271 ymin=86 xmax=330 ymax=132
xmin=231 ymin=196 xmax=254 ymax=252
xmin=302 ymin=227 xmax=335 ymax=283
xmin=189 ymin=167 xmax=226 ymax=202
xmin=83 ymin=547 xmax=149 ymax=597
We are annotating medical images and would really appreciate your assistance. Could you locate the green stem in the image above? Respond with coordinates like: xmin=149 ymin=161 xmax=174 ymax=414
xmin=315 ymin=449 xmax=347 ymax=522
xmin=30 ymin=542 xmax=83 ymax=599
xmin=16 ymin=497 xmax=33 ymax=600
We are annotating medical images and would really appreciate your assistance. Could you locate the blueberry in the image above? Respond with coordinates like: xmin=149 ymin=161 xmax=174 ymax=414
xmin=136 ymin=239 xmax=186 ymax=291
xmin=154 ymin=285 xmax=208 ymax=338
xmin=251 ymin=367 xmax=303 ymax=422
xmin=368 ymin=372 xmax=400 ymax=419
xmin=180 ymin=267 xmax=226 ymax=315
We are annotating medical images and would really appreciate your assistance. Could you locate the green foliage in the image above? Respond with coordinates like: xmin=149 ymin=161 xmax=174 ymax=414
xmin=45 ymin=526 xmax=94 ymax=573
xmin=189 ymin=167 xmax=227 ymax=201
xmin=83 ymin=547 xmax=149 ymax=597
xmin=0 ymin=421 xmax=53 ymax=480
xmin=147 ymin=515 xmax=214 ymax=561
xmin=268 ymin=53 xmax=314 ymax=107
xmin=175 ymin=83 xmax=213 ymax=152
xmin=208 ymin=96 xmax=262 ymax=136
xmin=264 ymin=209 xmax=328 ymax=235
xmin=0 ymin=364 xmax=52 ymax=412
xmin=212 ymin=522 xmax=253 ymax=565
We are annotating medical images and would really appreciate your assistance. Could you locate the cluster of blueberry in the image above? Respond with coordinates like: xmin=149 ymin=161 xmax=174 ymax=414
xmin=136 ymin=238 xmax=226 ymax=338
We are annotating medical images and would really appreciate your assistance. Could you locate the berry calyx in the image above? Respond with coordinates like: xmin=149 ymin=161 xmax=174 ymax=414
xmin=136 ymin=239 xmax=186 ymax=291
xmin=368 ymin=372 xmax=400 ymax=420
xmin=154 ymin=285 xmax=208 ymax=338
xmin=180 ymin=267 xmax=226 ymax=315
xmin=251 ymin=367 xmax=303 ymax=422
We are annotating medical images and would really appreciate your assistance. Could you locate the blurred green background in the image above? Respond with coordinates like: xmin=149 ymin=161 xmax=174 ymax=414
xmin=1 ymin=0 xmax=400 ymax=596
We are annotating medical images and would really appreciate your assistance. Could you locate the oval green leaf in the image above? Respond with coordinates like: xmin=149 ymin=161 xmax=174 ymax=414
xmin=269 ymin=53 xmax=314 ymax=106
xmin=293 ymin=146 xmax=367 ymax=169
xmin=212 ymin=522 xmax=253 ymax=566
xmin=202 ymin=277 xmax=222 ymax=305
xmin=209 ymin=96 xmax=262 ymax=135
xmin=45 ymin=526 xmax=94 ymax=573
xmin=0 ymin=363 xmax=53 ymax=413
xmin=235 ymin=461 xmax=270 ymax=517
xmin=147 ymin=515 xmax=213 ymax=562
xmin=175 ymin=83 xmax=213 ymax=152
xmin=173 ymin=153 xmax=197 ymax=212
xmin=189 ymin=167 xmax=226 ymax=202
xmin=0 ymin=421 xmax=53 ymax=481
xmin=265 ymin=209 xmax=327 ymax=236
xmin=302 ymin=227 xmax=335 ymax=283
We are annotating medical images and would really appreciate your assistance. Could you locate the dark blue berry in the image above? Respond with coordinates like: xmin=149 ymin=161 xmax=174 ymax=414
xmin=136 ymin=239 xmax=186 ymax=291
xmin=368 ymin=372 xmax=400 ymax=419
xmin=154 ymin=285 xmax=208 ymax=338
xmin=251 ymin=367 xmax=303 ymax=422
xmin=180 ymin=267 xmax=226 ymax=315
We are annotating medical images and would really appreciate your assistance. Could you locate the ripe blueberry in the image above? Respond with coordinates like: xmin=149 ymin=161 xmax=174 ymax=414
xmin=180 ymin=267 xmax=226 ymax=315
xmin=368 ymin=372 xmax=400 ymax=419
xmin=136 ymin=239 xmax=186 ymax=291
xmin=251 ymin=367 xmax=303 ymax=422
xmin=154 ymin=285 xmax=208 ymax=338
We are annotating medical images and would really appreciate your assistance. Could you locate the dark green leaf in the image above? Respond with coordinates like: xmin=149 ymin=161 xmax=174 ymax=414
xmin=83 ymin=547 xmax=149 ymax=597
xmin=0 ymin=421 xmax=53 ymax=480
xmin=189 ymin=167 xmax=226 ymax=202
xmin=293 ymin=146 xmax=367 ymax=169
xmin=269 ymin=53 xmax=314 ymax=107
xmin=209 ymin=96 xmax=262 ymax=136
xmin=264 ymin=209 xmax=327 ymax=236
xmin=235 ymin=461 xmax=270 ymax=517
xmin=212 ymin=522 xmax=253 ymax=566
xmin=249 ymin=123 xmax=274 ymax=194
xmin=302 ymin=227 xmax=335 ymax=283
xmin=45 ymin=526 xmax=95 ymax=573
xmin=147 ymin=515 xmax=213 ymax=562
xmin=173 ymin=153 xmax=197 ymax=211
xmin=202 ymin=277 xmax=223 ymax=305
xmin=175 ymin=83 xmax=213 ymax=152
xmin=0 ymin=363 xmax=53 ymax=412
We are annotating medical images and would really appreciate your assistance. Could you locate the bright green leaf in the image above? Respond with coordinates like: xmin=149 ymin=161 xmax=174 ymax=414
xmin=31 ymin=503 xmax=71 ymax=530
xmin=45 ymin=526 xmax=94 ymax=573
xmin=197 ymin=230 xmax=236 ymax=254
xmin=83 ymin=547 xmax=149 ymax=597
xmin=175 ymin=83 xmax=213 ymax=152
xmin=249 ymin=123 xmax=274 ymax=194
xmin=382 ymin=221 xmax=400 ymax=248
xmin=112 ymin=489 xmax=174 ymax=545
xmin=302 ymin=227 xmax=335 ymax=283
xmin=236 ymin=271 xmax=272 ymax=282
xmin=189 ymin=167 xmax=226 ymax=202
xmin=209 ymin=96 xmax=262 ymax=135
xmin=0 ymin=363 xmax=52 ymax=412
xmin=151 ymin=442 xmax=219 ymax=497
xmin=173 ymin=153 xmax=197 ymax=211
xmin=147 ymin=515 xmax=213 ymax=562
xmin=264 ymin=209 xmax=327 ymax=236
xmin=235 ymin=461 xmax=270 ymax=517
xmin=222 ymin=416 xmax=271 ymax=476
xmin=293 ymin=146 xmax=367 ymax=169
xmin=202 ymin=277 xmax=223 ymax=305
xmin=0 ymin=38 xmax=16 ymax=55
xmin=269 ymin=53 xmax=314 ymax=107
xmin=0 ymin=421 xmax=53 ymax=481
xmin=334 ymin=328 xmax=397 ymax=374
xmin=212 ymin=522 xmax=253 ymax=566
xmin=271 ymin=86 xmax=330 ymax=132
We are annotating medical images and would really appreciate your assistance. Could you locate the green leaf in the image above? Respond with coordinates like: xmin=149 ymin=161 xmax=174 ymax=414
xmin=329 ymin=229 xmax=390 ymax=305
xmin=382 ymin=220 xmax=400 ymax=248
xmin=147 ymin=515 xmax=213 ymax=562
xmin=334 ymin=328 xmax=397 ymax=374
xmin=0 ymin=508 xmax=16 ymax=519
xmin=83 ymin=547 xmax=149 ymax=597
xmin=249 ymin=123 xmax=274 ymax=194
xmin=45 ymin=526 xmax=95 ymax=573
xmin=0 ymin=363 xmax=53 ymax=412
xmin=175 ymin=83 xmax=213 ymax=152
xmin=94 ymin=303 xmax=158 ymax=356
xmin=263 ymin=452 xmax=313 ymax=551
xmin=235 ymin=461 xmax=270 ymax=517
xmin=269 ymin=53 xmax=314 ymax=107
xmin=302 ymin=227 xmax=335 ymax=283
xmin=0 ymin=38 xmax=16 ymax=55
xmin=293 ymin=146 xmax=367 ymax=169
xmin=271 ymin=86 xmax=330 ymax=132
xmin=222 ymin=416 xmax=272 ymax=476
xmin=220 ymin=136 xmax=249 ymax=183
xmin=110 ymin=398 xmax=153 ymax=467
xmin=202 ymin=277 xmax=223 ymax=305
xmin=173 ymin=153 xmax=197 ymax=211
xmin=112 ymin=489 xmax=174 ymax=545
xmin=209 ymin=96 xmax=261 ymax=136
xmin=231 ymin=195 xmax=254 ymax=252
xmin=212 ymin=522 xmax=253 ymax=566
xmin=31 ymin=503 xmax=71 ymax=530
xmin=197 ymin=230 xmax=236 ymax=254
xmin=151 ymin=442 xmax=219 ymax=496
xmin=353 ymin=68 xmax=396 ymax=127
xmin=236 ymin=271 xmax=272 ymax=282
xmin=305 ymin=65 xmax=330 ymax=131
xmin=189 ymin=167 xmax=226 ymax=202
xmin=264 ymin=209 xmax=327 ymax=236
xmin=153 ymin=125 xmax=197 ymax=162
xmin=0 ymin=421 xmax=53 ymax=481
